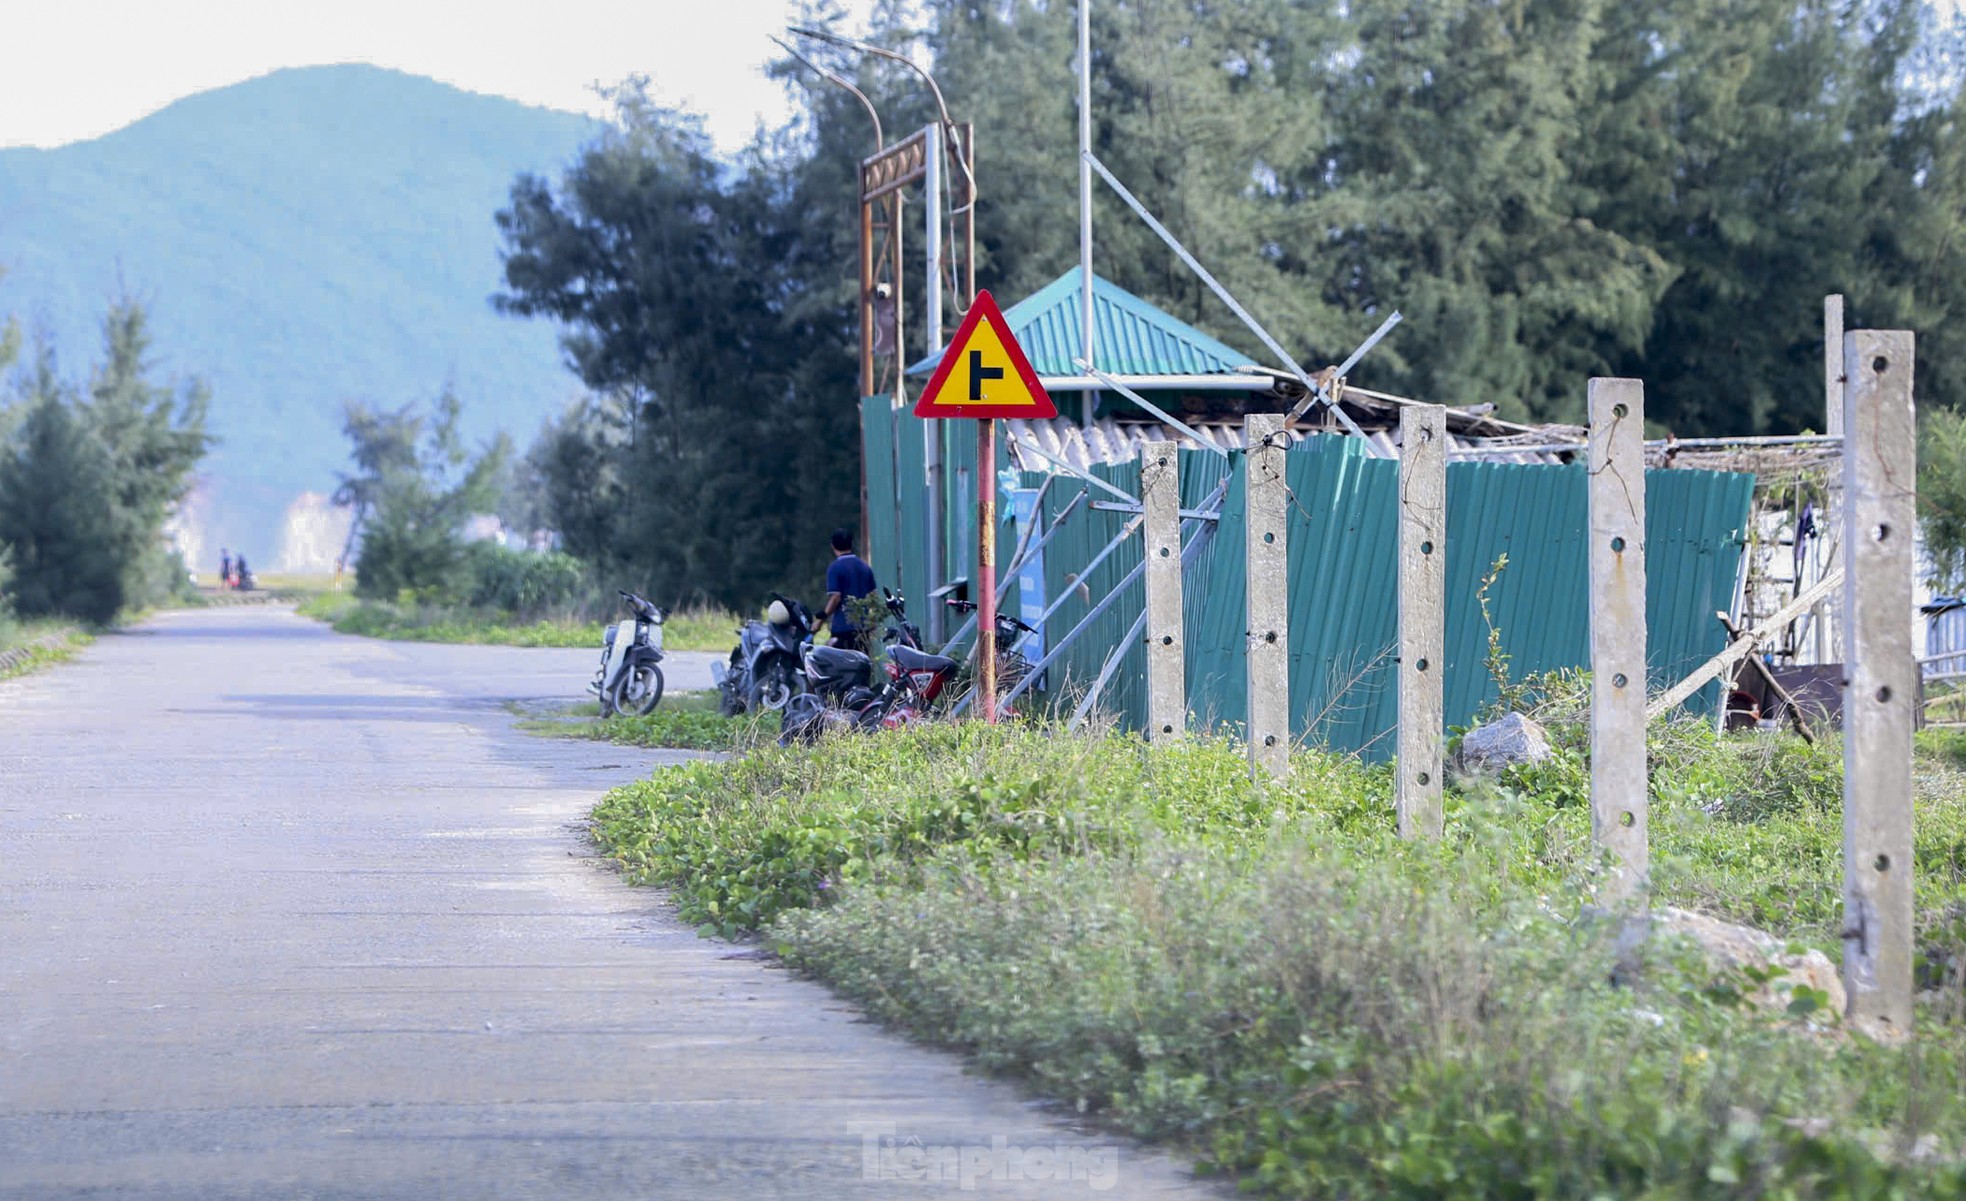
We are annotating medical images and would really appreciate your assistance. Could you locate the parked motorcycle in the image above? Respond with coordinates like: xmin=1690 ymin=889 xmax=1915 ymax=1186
xmin=946 ymin=599 xmax=1039 ymax=701
xmin=591 ymin=590 xmax=667 ymax=718
xmin=779 ymin=640 xmax=890 ymax=744
xmin=713 ymin=593 xmax=812 ymax=716
xmin=880 ymin=586 xmax=923 ymax=650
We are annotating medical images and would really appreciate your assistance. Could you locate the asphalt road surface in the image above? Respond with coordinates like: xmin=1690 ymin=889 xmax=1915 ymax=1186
xmin=0 ymin=606 xmax=1219 ymax=1200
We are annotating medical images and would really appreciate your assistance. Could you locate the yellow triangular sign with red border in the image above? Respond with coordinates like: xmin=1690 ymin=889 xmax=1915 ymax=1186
xmin=913 ymin=290 xmax=1057 ymax=420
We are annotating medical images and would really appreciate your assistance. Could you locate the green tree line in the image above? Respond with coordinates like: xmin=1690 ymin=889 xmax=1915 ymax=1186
xmin=490 ymin=0 xmax=1966 ymax=607
xmin=0 ymin=290 xmax=211 ymax=626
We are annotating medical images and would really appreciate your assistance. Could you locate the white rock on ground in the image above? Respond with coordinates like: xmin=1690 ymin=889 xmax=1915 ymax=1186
xmin=1653 ymin=906 xmax=1848 ymax=1019
xmin=1453 ymin=712 xmax=1554 ymax=776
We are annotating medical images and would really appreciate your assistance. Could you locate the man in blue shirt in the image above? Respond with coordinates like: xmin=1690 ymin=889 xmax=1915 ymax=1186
xmin=814 ymin=527 xmax=878 ymax=652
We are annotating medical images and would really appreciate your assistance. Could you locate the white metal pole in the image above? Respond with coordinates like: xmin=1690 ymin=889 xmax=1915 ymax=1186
xmin=1819 ymin=294 xmax=1845 ymax=666
xmin=1078 ymin=0 xmax=1096 ymax=428
xmin=923 ymin=124 xmax=946 ymax=642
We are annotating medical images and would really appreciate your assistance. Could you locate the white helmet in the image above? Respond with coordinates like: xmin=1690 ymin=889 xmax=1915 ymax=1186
xmin=767 ymin=600 xmax=793 ymax=626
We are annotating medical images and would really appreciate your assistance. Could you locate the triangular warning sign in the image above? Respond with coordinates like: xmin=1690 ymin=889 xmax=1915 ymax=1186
xmin=913 ymin=290 xmax=1057 ymax=420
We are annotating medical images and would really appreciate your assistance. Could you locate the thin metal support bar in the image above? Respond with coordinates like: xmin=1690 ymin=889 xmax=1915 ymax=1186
xmin=1074 ymin=358 xmax=1229 ymax=456
xmin=995 ymin=478 xmax=1228 ymax=714
xmin=1071 ymin=501 xmax=1221 ymax=729
xmin=1083 ymin=151 xmax=1382 ymax=453
xmin=1010 ymin=433 xmax=1137 ymax=504
xmin=1285 ymin=312 xmax=1403 ymax=426
xmin=943 ymin=486 xmax=1083 ymax=656
xmin=1091 ymin=502 xmax=1221 ymax=520
xmin=1334 ymin=312 xmax=1403 ymax=378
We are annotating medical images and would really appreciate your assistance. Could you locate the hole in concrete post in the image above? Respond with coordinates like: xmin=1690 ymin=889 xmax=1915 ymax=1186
xmin=1873 ymin=356 xmax=1889 ymax=374
xmin=1417 ymin=771 xmax=1431 ymax=786
xmin=1875 ymin=853 xmax=1891 ymax=872
xmin=1421 ymin=540 xmax=1434 ymax=555
xmin=1159 ymin=546 xmax=1171 ymax=557
xmin=1162 ymin=724 xmax=1174 ymax=734
xmin=1416 ymin=658 xmax=1429 ymax=672
xmin=1613 ymin=672 xmax=1629 ymax=689
xmin=1420 ymin=426 xmax=1434 ymax=443
xmin=1612 ymin=403 xmax=1629 ymax=420
xmin=1157 ymin=455 xmax=1168 ymax=467
xmin=1874 ymin=523 xmax=1891 ymax=542
xmin=1621 ymin=811 xmax=1636 ymax=828
xmin=1263 ymin=531 xmax=1275 ymax=544
xmin=1264 ymin=631 xmax=1277 ymax=643
xmin=1611 ymin=536 xmax=1626 ymax=553
xmin=1263 ymin=735 xmax=1277 ymax=747
xmin=1877 ymin=686 xmax=1893 ymax=703
xmin=1161 ymin=635 xmax=1173 ymax=646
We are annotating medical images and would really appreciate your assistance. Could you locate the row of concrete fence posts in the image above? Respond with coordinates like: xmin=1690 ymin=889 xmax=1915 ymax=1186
xmin=1245 ymin=413 xmax=1292 ymax=779
xmin=1396 ymin=405 xmax=1448 ymax=838
xmin=1588 ymin=378 xmax=1651 ymax=905
xmin=1123 ymin=336 xmax=1918 ymax=1026
xmin=1841 ymin=329 xmax=1916 ymax=1032
xmin=1141 ymin=441 xmax=1186 ymax=742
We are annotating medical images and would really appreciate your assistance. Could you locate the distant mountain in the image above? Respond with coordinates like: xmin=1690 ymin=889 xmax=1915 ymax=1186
xmin=0 ymin=64 xmax=600 ymax=566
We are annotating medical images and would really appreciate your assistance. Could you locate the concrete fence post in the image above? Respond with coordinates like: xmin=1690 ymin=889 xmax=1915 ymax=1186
xmin=1141 ymin=440 xmax=1185 ymax=741
xmin=1245 ymin=414 xmax=1290 ymax=779
xmin=1841 ymin=329 xmax=1916 ymax=1033
xmin=1397 ymin=405 xmax=1447 ymax=839
xmin=1588 ymin=378 xmax=1648 ymax=907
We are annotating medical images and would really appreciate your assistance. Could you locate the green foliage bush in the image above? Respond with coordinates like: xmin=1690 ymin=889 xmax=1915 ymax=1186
xmin=460 ymin=542 xmax=584 ymax=615
xmin=592 ymin=724 xmax=1966 ymax=1196
xmin=346 ymin=389 xmax=509 ymax=604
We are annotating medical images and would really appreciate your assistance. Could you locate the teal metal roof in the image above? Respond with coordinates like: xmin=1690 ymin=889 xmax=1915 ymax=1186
xmin=908 ymin=267 xmax=1257 ymax=378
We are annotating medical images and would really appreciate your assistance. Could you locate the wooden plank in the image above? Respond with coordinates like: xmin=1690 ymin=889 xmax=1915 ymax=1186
xmin=1396 ymin=405 xmax=1447 ymax=838
xmin=1647 ymin=568 xmax=1844 ymax=721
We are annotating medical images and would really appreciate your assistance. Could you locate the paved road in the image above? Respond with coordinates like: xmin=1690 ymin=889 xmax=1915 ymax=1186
xmin=0 ymin=606 xmax=1218 ymax=1199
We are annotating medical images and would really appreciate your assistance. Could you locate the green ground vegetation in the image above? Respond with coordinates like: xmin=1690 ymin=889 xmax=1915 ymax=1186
xmin=0 ymin=618 xmax=91 ymax=681
xmin=589 ymin=713 xmax=1966 ymax=1198
xmin=516 ymin=691 xmax=767 ymax=752
xmin=298 ymin=589 xmax=738 ymax=653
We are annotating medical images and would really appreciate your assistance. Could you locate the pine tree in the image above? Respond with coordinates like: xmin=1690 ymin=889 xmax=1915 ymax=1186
xmin=0 ymin=375 xmax=125 ymax=625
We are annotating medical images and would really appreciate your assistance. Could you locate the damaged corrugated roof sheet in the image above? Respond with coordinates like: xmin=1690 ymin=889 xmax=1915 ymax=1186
xmin=908 ymin=267 xmax=1257 ymax=378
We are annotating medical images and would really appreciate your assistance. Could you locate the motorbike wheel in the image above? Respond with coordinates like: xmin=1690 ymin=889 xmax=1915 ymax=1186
xmin=753 ymin=660 xmax=796 ymax=712
xmin=612 ymin=662 xmax=664 ymax=717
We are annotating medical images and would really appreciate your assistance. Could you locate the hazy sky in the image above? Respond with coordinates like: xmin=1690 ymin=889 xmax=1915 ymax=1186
xmin=1 ymin=0 xmax=877 ymax=153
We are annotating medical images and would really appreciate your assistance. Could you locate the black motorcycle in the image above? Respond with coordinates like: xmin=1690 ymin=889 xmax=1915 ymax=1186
xmin=946 ymin=599 xmax=1038 ymax=696
xmin=713 ymin=593 xmax=812 ymax=716
xmin=777 ymin=588 xmax=932 ymax=746
xmin=880 ymin=586 xmax=923 ymax=651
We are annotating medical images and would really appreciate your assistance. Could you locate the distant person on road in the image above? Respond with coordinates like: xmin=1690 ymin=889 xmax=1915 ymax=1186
xmin=813 ymin=527 xmax=876 ymax=653
xmin=235 ymin=554 xmax=253 ymax=592
xmin=220 ymin=548 xmax=232 ymax=588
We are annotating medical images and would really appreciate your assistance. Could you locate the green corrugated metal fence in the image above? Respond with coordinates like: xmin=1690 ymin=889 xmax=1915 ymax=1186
xmin=863 ymin=410 xmax=1754 ymax=756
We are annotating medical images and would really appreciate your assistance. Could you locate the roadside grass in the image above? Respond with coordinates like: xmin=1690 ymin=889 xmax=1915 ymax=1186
xmin=516 ymin=691 xmax=769 ymax=752
xmin=590 ymin=717 xmax=1966 ymax=1197
xmin=296 ymin=593 xmax=739 ymax=652
xmin=0 ymin=620 xmax=91 ymax=680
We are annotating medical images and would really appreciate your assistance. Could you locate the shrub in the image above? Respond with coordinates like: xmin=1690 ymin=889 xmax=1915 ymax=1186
xmin=461 ymin=542 xmax=584 ymax=616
